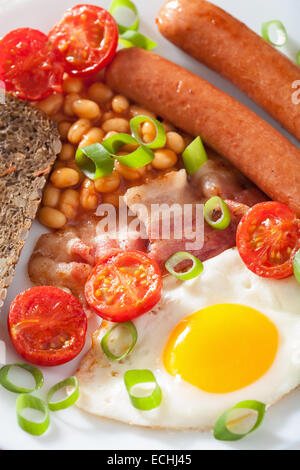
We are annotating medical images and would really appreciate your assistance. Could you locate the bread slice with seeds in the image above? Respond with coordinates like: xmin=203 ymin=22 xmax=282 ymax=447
xmin=0 ymin=93 xmax=61 ymax=309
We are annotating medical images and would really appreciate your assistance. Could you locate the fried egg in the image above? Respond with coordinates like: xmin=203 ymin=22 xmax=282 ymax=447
xmin=76 ymin=248 xmax=300 ymax=430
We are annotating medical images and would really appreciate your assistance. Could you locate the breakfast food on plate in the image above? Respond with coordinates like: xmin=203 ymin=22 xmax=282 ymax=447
xmin=75 ymin=247 xmax=300 ymax=429
xmin=106 ymin=48 xmax=300 ymax=216
xmin=0 ymin=0 xmax=299 ymax=442
xmin=0 ymin=93 xmax=61 ymax=310
xmin=157 ymin=0 xmax=300 ymax=142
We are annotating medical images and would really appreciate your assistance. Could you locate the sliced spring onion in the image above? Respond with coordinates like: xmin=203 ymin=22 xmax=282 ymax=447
xmin=47 ymin=376 xmax=79 ymax=412
xmin=165 ymin=252 xmax=204 ymax=281
xmin=75 ymin=143 xmax=114 ymax=180
xmin=102 ymin=133 xmax=154 ymax=168
xmin=262 ymin=20 xmax=288 ymax=47
xmin=130 ymin=115 xmax=166 ymax=149
xmin=293 ymin=250 xmax=300 ymax=284
xmin=119 ymin=30 xmax=157 ymax=50
xmin=101 ymin=322 xmax=138 ymax=361
xmin=0 ymin=363 xmax=43 ymax=394
xmin=297 ymin=50 xmax=300 ymax=66
xmin=182 ymin=136 xmax=207 ymax=174
xmin=204 ymin=196 xmax=231 ymax=230
xmin=16 ymin=394 xmax=50 ymax=436
xmin=214 ymin=400 xmax=266 ymax=441
xmin=124 ymin=369 xmax=162 ymax=411
xmin=109 ymin=0 xmax=139 ymax=34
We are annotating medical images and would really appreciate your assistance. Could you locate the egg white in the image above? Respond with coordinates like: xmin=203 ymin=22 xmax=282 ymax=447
xmin=76 ymin=248 xmax=300 ymax=430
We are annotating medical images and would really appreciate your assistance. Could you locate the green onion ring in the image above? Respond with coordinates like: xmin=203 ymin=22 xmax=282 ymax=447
xmin=47 ymin=376 xmax=79 ymax=412
xmin=204 ymin=196 xmax=231 ymax=230
xmin=262 ymin=20 xmax=288 ymax=47
xmin=214 ymin=400 xmax=266 ymax=441
xmin=182 ymin=136 xmax=207 ymax=174
xmin=109 ymin=0 xmax=139 ymax=34
xmin=130 ymin=116 xmax=166 ymax=149
xmin=16 ymin=394 xmax=50 ymax=436
xmin=0 ymin=363 xmax=43 ymax=394
xmin=293 ymin=250 xmax=300 ymax=284
xmin=102 ymin=133 xmax=154 ymax=168
xmin=119 ymin=31 xmax=157 ymax=50
xmin=297 ymin=51 xmax=300 ymax=66
xmin=75 ymin=143 xmax=114 ymax=180
xmin=101 ymin=322 xmax=138 ymax=361
xmin=124 ymin=369 xmax=162 ymax=411
xmin=165 ymin=252 xmax=204 ymax=281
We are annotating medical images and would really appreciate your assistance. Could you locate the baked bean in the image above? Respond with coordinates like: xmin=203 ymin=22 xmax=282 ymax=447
xmin=58 ymin=121 xmax=72 ymax=140
xmin=64 ymin=93 xmax=81 ymax=116
xmin=52 ymin=112 xmax=70 ymax=123
xmin=115 ymin=160 xmax=146 ymax=181
xmin=166 ymin=132 xmax=185 ymax=154
xmin=141 ymin=120 xmax=156 ymax=144
xmin=39 ymin=207 xmax=66 ymax=229
xmin=59 ymin=143 xmax=75 ymax=161
xmin=102 ymin=192 xmax=120 ymax=208
xmin=68 ymin=118 xmax=91 ymax=144
xmin=63 ymin=77 xmax=84 ymax=94
xmin=102 ymin=111 xmax=115 ymax=122
xmin=78 ymin=127 xmax=104 ymax=148
xmin=72 ymin=99 xmax=101 ymax=120
xmin=88 ymin=82 xmax=113 ymax=103
xmin=129 ymin=106 xmax=156 ymax=119
xmin=94 ymin=171 xmax=121 ymax=193
xmin=152 ymin=149 xmax=178 ymax=170
xmin=111 ymin=95 xmax=130 ymax=114
xmin=59 ymin=189 xmax=80 ymax=219
xmin=36 ymin=93 xmax=64 ymax=116
xmin=162 ymin=121 xmax=175 ymax=133
xmin=42 ymin=184 xmax=61 ymax=208
xmin=103 ymin=131 xmax=118 ymax=140
xmin=102 ymin=118 xmax=130 ymax=133
xmin=50 ymin=168 xmax=80 ymax=188
xmin=80 ymin=179 xmax=99 ymax=210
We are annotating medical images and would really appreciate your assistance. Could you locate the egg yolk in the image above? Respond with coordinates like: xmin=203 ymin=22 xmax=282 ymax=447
xmin=163 ymin=304 xmax=278 ymax=394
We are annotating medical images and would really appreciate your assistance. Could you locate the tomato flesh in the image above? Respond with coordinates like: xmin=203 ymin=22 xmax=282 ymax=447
xmin=0 ymin=28 xmax=65 ymax=101
xmin=8 ymin=286 xmax=87 ymax=366
xmin=236 ymin=202 xmax=300 ymax=279
xmin=85 ymin=251 xmax=162 ymax=322
xmin=48 ymin=4 xmax=118 ymax=77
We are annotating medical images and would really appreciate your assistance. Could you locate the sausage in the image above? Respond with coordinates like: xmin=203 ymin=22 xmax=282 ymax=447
xmin=106 ymin=48 xmax=300 ymax=216
xmin=157 ymin=0 xmax=300 ymax=141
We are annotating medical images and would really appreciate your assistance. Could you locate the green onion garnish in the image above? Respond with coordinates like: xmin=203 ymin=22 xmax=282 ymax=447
xmin=102 ymin=133 xmax=154 ymax=168
xmin=16 ymin=394 xmax=50 ymax=436
xmin=75 ymin=143 xmax=114 ymax=180
xmin=262 ymin=20 xmax=288 ymax=47
xmin=101 ymin=321 xmax=138 ymax=361
xmin=109 ymin=0 xmax=139 ymax=34
xmin=165 ymin=252 xmax=204 ymax=281
xmin=119 ymin=31 xmax=157 ymax=51
xmin=293 ymin=250 xmax=300 ymax=284
xmin=130 ymin=115 xmax=166 ymax=149
xmin=0 ymin=363 xmax=43 ymax=394
xmin=297 ymin=50 xmax=300 ymax=66
xmin=204 ymin=196 xmax=231 ymax=230
xmin=47 ymin=376 xmax=79 ymax=412
xmin=214 ymin=400 xmax=266 ymax=441
xmin=182 ymin=136 xmax=207 ymax=174
xmin=124 ymin=369 xmax=162 ymax=411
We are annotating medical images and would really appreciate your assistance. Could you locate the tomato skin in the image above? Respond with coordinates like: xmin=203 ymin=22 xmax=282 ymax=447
xmin=48 ymin=4 xmax=119 ymax=77
xmin=0 ymin=28 xmax=65 ymax=101
xmin=85 ymin=251 xmax=162 ymax=322
xmin=8 ymin=286 xmax=87 ymax=367
xmin=236 ymin=202 xmax=300 ymax=280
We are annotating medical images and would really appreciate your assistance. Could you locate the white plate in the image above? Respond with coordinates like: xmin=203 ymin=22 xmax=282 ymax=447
xmin=0 ymin=0 xmax=299 ymax=451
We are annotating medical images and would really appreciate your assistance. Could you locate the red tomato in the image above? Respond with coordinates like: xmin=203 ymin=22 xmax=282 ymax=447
xmin=85 ymin=251 xmax=162 ymax=322
xmin=0 ymin=28 xmax=65 ymax=101
xmin=48 ymin=4 xmax=118 ymax=77
xmin=236 ymin=202 xmax=300 ymax=279
xmin=8 ymin=286 xmax=87 ymax=366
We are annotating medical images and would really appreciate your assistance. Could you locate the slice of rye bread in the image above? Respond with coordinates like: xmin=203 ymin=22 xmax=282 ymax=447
xmin=0 ymin=93 xmax=61 ymax=310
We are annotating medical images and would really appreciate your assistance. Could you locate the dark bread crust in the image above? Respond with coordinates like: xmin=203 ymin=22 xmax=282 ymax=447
xmin=0 ymin=93 xmax=61 ymax=309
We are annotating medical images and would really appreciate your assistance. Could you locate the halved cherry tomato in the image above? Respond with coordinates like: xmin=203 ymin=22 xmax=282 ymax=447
xmin=0 ymin=28 xmax=65 ymax=101
xmin=48 ymin=4 xmax=118 ymax=77
xmin=85 ymin=251 xmax=162 ymax=322
xmin=236 ymin=202 xmax=300 ymax=279
xmin=8 ymin=286 xmax=87 ymax=366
